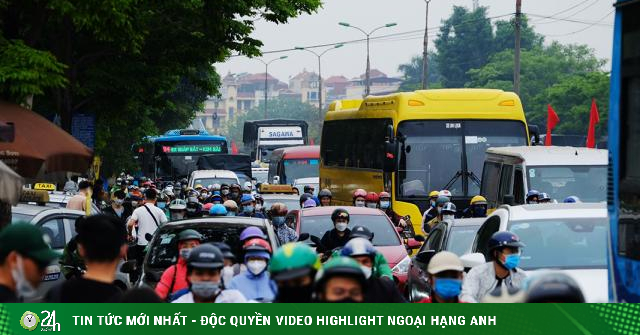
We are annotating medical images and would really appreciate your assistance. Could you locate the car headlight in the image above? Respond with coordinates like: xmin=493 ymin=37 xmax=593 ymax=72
xmin=392 ymin=255 xmax=411 ymax=274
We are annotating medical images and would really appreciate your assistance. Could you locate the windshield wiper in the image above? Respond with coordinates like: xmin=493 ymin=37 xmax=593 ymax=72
xmin=442 ymin=170 xmax=463 ymax=191
xmin=466 ymin=171 xmax=482 ymax=188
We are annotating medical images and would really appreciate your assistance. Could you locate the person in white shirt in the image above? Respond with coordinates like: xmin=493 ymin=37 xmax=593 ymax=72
xmin=127 ymin=188 xmax=168 ymax=271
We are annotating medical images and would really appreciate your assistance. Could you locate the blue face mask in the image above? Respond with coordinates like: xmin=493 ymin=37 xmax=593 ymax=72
xmin=379 ymin=201 xmax=390 ymax=209
xmin=243 ymin=205 xmax=254 ymax=214
xmin=430 ymin=200 xmax=437 ymax=208
xmin=433 ymin=278 xmax=462 ymax=299
xmin=473 ymin=205 xmax=487 ymax=217
xmin=272 ymin=216 xmax=286 ymax=226
xmin=157 ymin=202 xmax=166 ymax=209
xmin=503 ymin=254 xmax=521 ymax=270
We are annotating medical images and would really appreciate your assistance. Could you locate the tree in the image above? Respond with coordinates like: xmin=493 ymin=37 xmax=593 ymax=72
xmin=397 ymin=52 xmax=441 ymax=91
xmin=434 ymin=6 xmax=494 ymax=88
xmin=493 ymin=16 xmax=544 ymax=54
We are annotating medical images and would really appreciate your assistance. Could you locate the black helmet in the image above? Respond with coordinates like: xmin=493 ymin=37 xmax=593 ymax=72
xmin=304 ymin=185 xmax=315 ymax=193
xmin=230 ymin=183 xmax=241 ymax=191
xmin=525 ymin=273 xmax=585 ymax=303
xmin=318 ymin=189 xmax=332 ymax=199
xmin=488 ymin=231 xmax=525 ymax=251
xmin=210 ymin=242 xmax=235 ymax=260
xmin=187 ymin=244 xmax=224 ymax=269
xmin=299 ymin=193 xmax=312 ymax=204
xmin=178 ymin=229 xmax=202 ymax=242
xmin=331 ymin=208 xmax=350 ymax=222
xmin=180 ymin=178 xmax=188 ymax=184
xmin=349 ymin=225 xmax=373 ymax=241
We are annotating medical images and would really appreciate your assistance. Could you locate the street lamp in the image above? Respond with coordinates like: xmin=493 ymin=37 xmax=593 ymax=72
xmin=339 ymin=22 xmax=397 ymax=96
xmin=295 ymin=44 xmax=344 ymax=120
xmin=257 ymin=55 xmax=288 ymax=119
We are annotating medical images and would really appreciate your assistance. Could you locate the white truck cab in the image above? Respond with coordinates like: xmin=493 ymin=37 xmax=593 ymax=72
xmin=188 ymin=170 xmax=239 ymax=188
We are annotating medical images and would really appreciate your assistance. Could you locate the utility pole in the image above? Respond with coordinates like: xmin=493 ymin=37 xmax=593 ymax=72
xmin=422 ymin=0 xmax=431 ymax=89
xmin=514 ymin=0 xmax=522 ymax=95
xmin=295 ymin=44 xmax=344 ymax=120
xmin=473 ymin=0 xmax=479 ymax=11
xmin=257 ymin=56 xmax=288 ymax=119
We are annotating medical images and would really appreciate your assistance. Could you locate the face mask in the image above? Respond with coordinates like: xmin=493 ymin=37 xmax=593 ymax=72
xmin=171 ymin=212 xmax=185 ymax=220
xmin=434 ymin=278 xmax=462 ymax=299
xmin=442 ymin=214 xmax=455 ymax=222
xmin=131 ymin=201 xmax=139 ymax=207
xmin=503 ymin=254 xmax=521 ymax=270
xmin=272 ymin=216 xmax=286 ymax=226
xmin=528 ymin=200 xmax=538 ymax=204
xmin=201 ymin=193 xmax=208 ymax=198
xmin=11 ymin=255 xmax=38 ymax=299
xmin=430 ymin=200 xmax=436 ymax=208
xmin=365 ymin=203 xmax=377 ymax=209
xmin=157 ymin=202 xmax=166 ymax=209
xmin=277 ymin=285 xmax=313 ymax=303
xmin=226 ymin=212 xmax=236 ymax=217
xmin=230 ymin=192 xmax=239 ymax=199
xmin=379 ymin=201 xmax=390 ymax=209
xmin=191 ymin=281 xmax=221 ymax=299
xmin=221 ymin=189 xmax=230 ymax=195
xmin=355 ymin=200 xmax=365 ymax=207
xmin=114 ymin=199 xmax=124 ymax=206
xmin=243 ymin=206 xmax=254 ymax=214
xmin=473 ymin=206 xmax=487 ymax=217
xmin=255 ymin=204 xmax=263 ymax=211
xmin=179 ymin=248 xmax=192 ymax=260
xmin=360 ymin=265 xmax=372 ymax=279
xmin=247 ymin=260 xmax=267 ymax=275
xmin=335 ymin=222 xmax=348 ymax=232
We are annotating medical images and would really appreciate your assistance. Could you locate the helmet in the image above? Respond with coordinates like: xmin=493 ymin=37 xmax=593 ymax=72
xmin=563 ymin=196 xmax=581 ymax=203
xmin=230 ymin=183 xmax=241 ymax=191
xmin=331 ymin=208 xmax=350 ymax=222
xmin=243 ymin=237 xmax=273 ymax=253
xmin=180 ymin=178 xmax=188 ymax=185
xmin=304 ymin=185 xmax=315 ymax=194
xmin=439 ymin=190 xmax=452 ymax=197
xmin=175 ymin=182 xmax=181 ymax=189
xmin=157 ymin=192 xmax=168 ymax=202
xmin=539 ymin=192 xmax=551 ymax=202
xmin=318 ymin=189 xmax=332 ymax=199
xmin=202 ymin=203 xmax=214 ymax=212
xmin=436 ymin=196 xmax=450 ymax=207
xmin=269 ymin=243 xmax=321 ymax=281
xmin=525 ymin=272 xmax=585 ymax=303
xmin=220 ymin=184 xmax=230 ymax=190
xmin=254 ymin=194 xmax=263 ymax=203
xmin=187 ymin=244 xmax=225 ymax=269
xmin=239 ymin=226 xmax=267 ymax=241
xmin=352 ymin=189 xmax=367 ymax=199
xmin=429 ymin=190 xmax=440 ymax=198
xmin=194 ymin=184 xmax=203 ymax=190
xmin=211 ymin=194 xmax=223 ymax=202
xmin=341 ymin=238 xmax=376 ymax=258
xmin=163 ymin=189 xmax=175 ymax=197
xmin=243 ymin=181 xmax=252 ymax=191
xmin=240 ymin=194 xmax=255 ymax=204
xmin=209 ymin=204 xmax=227 ymax=216
xmin=470 ymin=195 xmax=487 ymax=205
xmin=488 ymin=231 xmax=525 ymax=251
xmin=186 ymin=200 xmax=202 ymax=215
xmin=212 ymin=184 xmax=221 ymax=191
xmin=178 ymin=229 xmax=202 ymax=242
xmin=349 ymin=225 xmax=373 ymax=240
xmin=379 ymin=191 xmax=391 ymax=200
xmin=223 ymin=200 xmax=238 ymax=210
xmin=169 ymin=199 xmax=187 ymax=210
xmin=428 ymin=251 xmax=464 ymax=275
xmin=210 ymin=242 xmax=235 ymax=259
xmin=365 ymin=192 xmax=379 ymax=203
xmin=314 ymin=256 xmax=366 ymax=290
xmin=441 ymin=202 xmax=457 ymax=214
xmin=526 ymin=190 xmax=540 ymax=202
xmin=303 ymin=199 xmax=317 ymax=208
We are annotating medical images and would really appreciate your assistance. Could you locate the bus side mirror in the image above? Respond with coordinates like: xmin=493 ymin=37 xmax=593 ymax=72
xmin=528 ymin=125 xmax=540 ymax=146
xmin=383 ymin=141 xmax=397 ymax=173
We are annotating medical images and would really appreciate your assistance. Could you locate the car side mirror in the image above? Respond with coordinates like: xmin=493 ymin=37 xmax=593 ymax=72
xmin=298 ymin=233 xmax=310 ymax=242
xmin=145 ymin=233 xmax=153 ymax=242
xmin=413 ymin=234 xmax=426 ymax=242
xmin=406 ymin=238 xmax=422 ymax=250
xmin=383 ymin=141 xmax=397 ymax=173
xmin=415 ymin=249 xmax=436 ymax=264
xmin=503 ymin=195 xmax=515 ymax=206
xmin=120 ymin=260 xmax=137 ymax=274
xmin=460 ymin=253 xmax=486 ymax=270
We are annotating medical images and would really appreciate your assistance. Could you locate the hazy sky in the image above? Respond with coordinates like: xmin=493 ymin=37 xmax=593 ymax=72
xmin=215 ymin=0 xmax=614 ymax=82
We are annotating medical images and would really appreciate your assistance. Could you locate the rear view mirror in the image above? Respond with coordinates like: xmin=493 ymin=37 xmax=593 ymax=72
xmin=460 ymin=253 xmax=486 ymax=270
xmin=383 ymin=141 xmax=398 ymax=173
xmin=415 ymin=249 xmax=436 ymax=264
xmin=145 ymin=233 xmax=153 ymax=242
xmin=413 ymin=234 xmax=426 ymax=242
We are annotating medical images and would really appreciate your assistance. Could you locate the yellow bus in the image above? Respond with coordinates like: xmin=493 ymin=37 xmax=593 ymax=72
xmin=320 ymin=89 xmax=535 ymax=235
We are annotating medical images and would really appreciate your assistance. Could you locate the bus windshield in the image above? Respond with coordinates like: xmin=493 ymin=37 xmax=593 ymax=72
xmin=527 ymin=165 xmax=607 ymax=203
xmin=155 ymin=140 xmax=228 ymax=179
xmin=283 ymin=159 xmax=319 ymax=184
xmin=397 ymin=120 xmax=527 ymax=198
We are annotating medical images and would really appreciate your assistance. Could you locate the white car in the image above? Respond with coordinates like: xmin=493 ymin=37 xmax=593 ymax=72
xmin=188 ymin=170 xmax=239 ymax=188
xmin=293 ymin=177 xmax=319 ymax=196
xmin=461 ymin=203 xmax=608 ymax=302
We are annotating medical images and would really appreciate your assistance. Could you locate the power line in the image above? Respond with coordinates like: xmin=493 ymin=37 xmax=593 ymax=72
xmin=526 ymin=13 xmax=612 ymax=27
xmin=545 ymin=10 xmax=614 ymax=37
xmin=529 ymin=0 xmax=600 ymax=25
xmin=529 ymin=0 xmax=595 ymax=22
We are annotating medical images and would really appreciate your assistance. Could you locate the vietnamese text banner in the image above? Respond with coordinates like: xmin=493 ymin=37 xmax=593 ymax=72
xmin=1 ymin=303 xmax=639 ymax=335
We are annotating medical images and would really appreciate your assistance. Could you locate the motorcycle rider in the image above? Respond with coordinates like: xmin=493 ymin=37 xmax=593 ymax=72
xmin=353 ymin=189 xmax=367 ymax=207
xmin=462 ymin=195 xmax=488 ymax=218
xmin=229 ymin=238 xmax=277 ymax=302
xmin=318 ymin=189 xmax=332 ymax=207
xmin=538 ymin=192 xmax=552 ymax=204
xmin=317 ymin=208 xmax=351 ymax=255
xmin=423 ymin=196 xmax=450 ymax=234
xmin=269 ymin=203 xmax=297 ymax=244
xmin=421 ymin=190 xmax=441 ymax=225
xmin=364 ymin=192 xmax=379 ymax=209
xmin=239 ymin=195 xmax=266 ymax=218
xmin=223 ymin=200 xmax=238 ymax=217
xmin=460 ymin=231 xmax=527 ymax=303
xmin=378 ymin=192 xmax=407 ymax=228
xmin=168 ymin=199 xmax=187 ymax=221
xmin=155 ymin=229 xmax=202 ymax=301
xmin=314 ymin=257 xmax=366 ymax=303
xmin=526 ymin=190 xmax=540 ymax=204
xmin=172 ymin=244 xmax=247 ymax=303
xmin=208 ymin=204 xmax=228 ymax=217
xmin=269 ymin=243 xmax=320 ymax=303
xmin=340 ymin=238 xmax=406 ymax=303
xmin=418 ymin=251 xmax=466 ymax=303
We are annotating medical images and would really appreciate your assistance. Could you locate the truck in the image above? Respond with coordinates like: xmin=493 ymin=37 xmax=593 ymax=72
xmin=243 ymin=119 xmax=308 ymax=163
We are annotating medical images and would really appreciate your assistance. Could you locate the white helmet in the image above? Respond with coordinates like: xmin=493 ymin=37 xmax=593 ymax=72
xmin=212 ymin=183 xmax=221 ymax=191
xmin=243 ymin=181 xmax=252 ymax=191
xmin=439 ymin=190 xmax=452 ymax=198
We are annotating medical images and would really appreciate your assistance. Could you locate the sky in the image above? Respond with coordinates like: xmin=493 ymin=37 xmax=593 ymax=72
xmin=215 ymin=0 xmax=614 ymax=83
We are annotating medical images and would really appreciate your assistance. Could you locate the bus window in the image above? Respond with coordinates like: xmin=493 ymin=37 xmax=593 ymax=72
xmin=513 ymin=168 xmax=525 ymax=204
xmin=499 ymin=164 xmax=514 ymax=202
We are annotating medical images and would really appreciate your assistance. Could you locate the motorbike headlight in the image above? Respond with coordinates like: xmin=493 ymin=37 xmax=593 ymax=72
xmin=392 ymin=255 xmax=411 ymax=274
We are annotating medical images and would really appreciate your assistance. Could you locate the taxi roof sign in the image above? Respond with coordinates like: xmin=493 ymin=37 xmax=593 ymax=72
xmin=19 ymin=189 xmax=50 ymax=204
xmin=34 ymin=183 xmax=56 ymax=191
xmin=259 ymin=184 xmax=297 ymax=194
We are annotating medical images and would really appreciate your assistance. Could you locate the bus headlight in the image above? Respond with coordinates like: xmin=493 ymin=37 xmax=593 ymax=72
xmin=392 ymin=255 xmax=411 ymax=274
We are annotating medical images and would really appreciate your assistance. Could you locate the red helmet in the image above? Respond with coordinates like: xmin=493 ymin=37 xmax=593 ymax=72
xmin=353 ymin=188 xmax=367 ymax=199
xmin=379 ymin=191 xmax=391 ymax=200
xmin=243 ymin=237 xmax=273 ymax=253
xmin=365 ymin=192 xmax=379 ymax=203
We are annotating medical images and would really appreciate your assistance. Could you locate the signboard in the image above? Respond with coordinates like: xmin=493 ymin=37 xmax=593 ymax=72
xmin=259 ymin=126 xmax=303 ymax=139
xmin=161 ymin=144 xmax=223 ymax=154
xmin=34 ymin=183 xmax=56 ymax=191
xmin=71 ymin=114 xmax=95 ymax=149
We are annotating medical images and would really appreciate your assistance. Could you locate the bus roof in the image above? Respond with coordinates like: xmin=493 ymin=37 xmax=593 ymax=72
xmin=486 ymin=146 xmax=608 ymax=166
xmin=154 ymin=134 xmax=227 ymax=143
xmin=326 ymin=89 xmax=526 ymax=123
xmin=275 ymin=145 xmax=320 ymax=160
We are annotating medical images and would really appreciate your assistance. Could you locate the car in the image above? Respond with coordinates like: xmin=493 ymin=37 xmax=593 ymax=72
xmin=136 ymin=216 xmax=280 ymax=290
xmin=461 ymin=203 xmax=608 ymax=302
xmin=258 ymin=184 xmax=301 ymax=211
xmin=405 ymin=218 xmax=483 ymax=302
xmin=293 ymin=177 xmax=319 ymax=196
xmin=188 ymin=170 xmax=239 ymax=189
xmin=291 ymin=206 xmax=422 ymax=291
xmin=11 ymin=202 xmax=132 ymax=302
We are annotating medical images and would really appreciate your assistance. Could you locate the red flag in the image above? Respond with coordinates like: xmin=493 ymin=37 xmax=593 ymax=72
xmin=310 ymin=138 xmax=315 ymax=146
xmin=545 ymin=104 xmax=560 ymax=146
xmin=231 ymin=141 xmax=238 ymax=154
xmin=586 ymin=98 xmax=600 ymax=148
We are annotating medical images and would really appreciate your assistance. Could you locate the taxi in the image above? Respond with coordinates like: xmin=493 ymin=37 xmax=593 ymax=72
xmin=258 ymin=184 xmax=301 ymax=211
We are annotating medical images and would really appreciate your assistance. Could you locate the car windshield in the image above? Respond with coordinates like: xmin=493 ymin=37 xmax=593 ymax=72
xmin=263 ymin=197 xmax=300 ymax=211
xmin=283 ymin=159 xmax=319 ymax=184
xmin=11 ymin=213 xmax=34 ymax=223
xmin=253 ymin=171 xmax=268 ymax=183
xmin=300 ymin=214 xmax=400 ymax=246
xmin=397 ymin=120 xmax=527 ymax=198
xmin=447 ymin=225 xmax=481 ymax=256
xmin=146 ymin=223 xmax=269 ymax=269
xmin=192 ymin=178 xmax=237 ymax=188
xmin=508 ymin=218 xmax=607 ymax=270
xmin=527 ymin=165 xmax=607 ymax=202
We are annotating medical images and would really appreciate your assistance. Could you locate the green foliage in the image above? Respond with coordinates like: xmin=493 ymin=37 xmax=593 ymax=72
xmin=397 ymin=52 xmax=440 ymax=91
xmin=493 ymin=16 xmax=544 ymax=54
